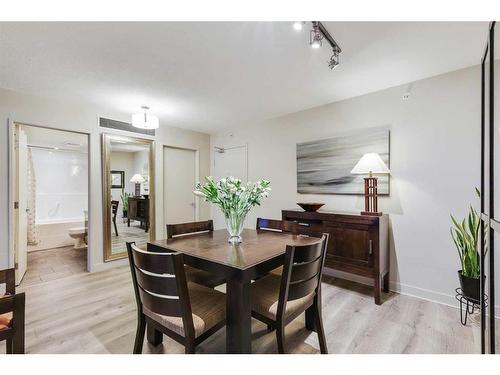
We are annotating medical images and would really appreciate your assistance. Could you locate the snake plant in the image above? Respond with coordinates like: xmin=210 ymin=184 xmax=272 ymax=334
xmin=450 ymin=188 xmax=486 ymax=279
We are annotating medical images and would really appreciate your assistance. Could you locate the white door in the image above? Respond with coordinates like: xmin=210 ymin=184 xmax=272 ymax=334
xmin=15 ymin=126 xmax=28 ymax=285
xmin=212 ymin=145 xmax=248 ymax=228
xmin=164 ymin=147 xmax=197 ymax=226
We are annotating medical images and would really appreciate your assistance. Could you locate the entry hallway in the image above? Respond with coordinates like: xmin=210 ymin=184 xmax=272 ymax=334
xmin=0 ymin=266 xmax=484 ymax=354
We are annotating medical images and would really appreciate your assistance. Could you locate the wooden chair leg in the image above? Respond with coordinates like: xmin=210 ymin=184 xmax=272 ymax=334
xmin=12 ymin=293 xmax=25 ymax=354
xmin=276 ymin=324 xmax=286 ymax=354
xmin=133 ymin=314 xmax=146 ymax=354
xmin=383 ymin=272 xmax=390 ymax=293
xmin=6 ymin=338 xmax=13 ymax=354
xmin=113 ymin=219 xmax=119 ymax=236
xmin=147 ymin=323 xmax=163 ymax=346
xmin=184 ymin=342 xmax=196 ymax=354
xmin=314 ymin=303 xmax=328 ymax=354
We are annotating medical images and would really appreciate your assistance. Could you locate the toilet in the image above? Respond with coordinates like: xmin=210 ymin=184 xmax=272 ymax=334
xmin=68 ymin=227 xmax=87 ymax=249
xmin=69 ymin=211 xmax=88 ymax=249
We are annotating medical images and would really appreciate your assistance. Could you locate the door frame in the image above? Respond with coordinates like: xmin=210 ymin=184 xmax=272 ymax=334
xmin=162 ymin=145 xmax=200 ymax=237
xmin=7 ymin=120 xmax=92 ymax=273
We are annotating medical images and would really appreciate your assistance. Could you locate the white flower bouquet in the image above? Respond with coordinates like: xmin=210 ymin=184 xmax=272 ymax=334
xmin=194 ymin=176 xmax=271 ymax=243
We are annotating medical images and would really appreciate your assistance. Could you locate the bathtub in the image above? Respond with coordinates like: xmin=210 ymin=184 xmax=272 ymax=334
xmin=28 ymin=218 xmax=86 ymax=252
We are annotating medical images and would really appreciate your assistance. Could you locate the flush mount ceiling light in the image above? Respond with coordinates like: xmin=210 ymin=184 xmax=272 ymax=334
xmin=132 ymin=106 xmax=159 ymax=129
xmin=293 ymin=21 xmax=305 ymax=31
xmin=294 ymin=21 xmax=342 ymax=70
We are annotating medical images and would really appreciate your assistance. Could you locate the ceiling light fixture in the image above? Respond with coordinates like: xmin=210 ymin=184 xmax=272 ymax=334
xmin=132 ymin=106 xmax=159 ymax=129
xmin=293 ymin=21 xmax=305 ymax=31
xmin=309 ymin=23 xmax=323 ymax=49
xmin=301 ymin=21 xmax=342 ymax=70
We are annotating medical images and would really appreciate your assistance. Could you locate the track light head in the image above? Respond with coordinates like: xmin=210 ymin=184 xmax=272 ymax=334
xmin=309 ymin=24 xmax=323 ymax=49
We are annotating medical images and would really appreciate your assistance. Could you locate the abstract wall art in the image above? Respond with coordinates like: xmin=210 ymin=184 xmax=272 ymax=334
xmin=297 ymin=127 xmax=390 ymax=195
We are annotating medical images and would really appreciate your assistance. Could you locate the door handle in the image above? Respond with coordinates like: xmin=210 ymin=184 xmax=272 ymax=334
xmin=369 ymin=240 xmax=373 ymax=256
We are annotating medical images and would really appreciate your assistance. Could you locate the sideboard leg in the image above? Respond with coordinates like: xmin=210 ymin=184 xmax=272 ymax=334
xmin=383 ymin=272 xmax=390 ymax=293
xmin=374 ymin=274 xmax=382 ymax=305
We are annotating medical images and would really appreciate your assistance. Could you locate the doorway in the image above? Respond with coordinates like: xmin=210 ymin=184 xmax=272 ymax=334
xmin=164 ymin=146 xmax=198 ymax=226
xmin=10 ymin=123 xmax=90 ymax=286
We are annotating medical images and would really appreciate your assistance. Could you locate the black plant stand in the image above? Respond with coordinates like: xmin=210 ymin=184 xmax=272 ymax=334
xmin=455 ymin=288 xmax=487 ymax=325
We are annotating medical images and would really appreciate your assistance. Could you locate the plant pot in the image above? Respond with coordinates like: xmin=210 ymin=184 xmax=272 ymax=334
xmin=123 ymin=210 xmax=128 ymax=218
xmin=458 ymin=270 xmax=480 ymax=301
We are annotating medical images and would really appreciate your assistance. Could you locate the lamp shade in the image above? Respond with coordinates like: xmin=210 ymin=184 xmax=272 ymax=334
xmin=130 ymin=174 xmax=146 ymax=183
xmin=351 ymin=153 xmax=390 ymax=174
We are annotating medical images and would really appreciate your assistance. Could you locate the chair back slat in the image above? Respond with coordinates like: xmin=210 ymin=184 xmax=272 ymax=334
xmin=134 ymin=266 xmax=179 ymax=296
xmin=126 ymin=242 xmax=189 ymax=319
xmin=111 ymin=200 xmax=119 ymax=214
xmin=167 ymin=220 xmax=214 ymax=238
xmin=280 ymin=234 xmax=329 ymax=303
xmin=256 ymin=218 xmax=297 ymax=233
xmin=287 ymin=274 xmax=319 ymax=301
xmin=291 ymin=242 xmax=324 ymax=263
xmin=289 ymin=256 xmax=323 ymax=283
xmin=131 ymin=246 xmax=177 ymax=275
xmin=138 ymin=287 xmax=183 ymax=317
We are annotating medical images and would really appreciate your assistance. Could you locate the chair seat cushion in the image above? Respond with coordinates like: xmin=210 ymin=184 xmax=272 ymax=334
xmin=143 ymin=282 xmax=226 ymax=338
xmin=185 ymin=265 xmax=226 ymax=288
xmin=251 ymin=273 xmax=315 ymax=321
xmin=0 ymin=293 xmax=13 ymax=330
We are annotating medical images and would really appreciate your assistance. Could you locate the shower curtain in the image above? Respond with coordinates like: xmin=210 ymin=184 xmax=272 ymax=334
xmin=27 ymin=148 xmax=39 ymax=245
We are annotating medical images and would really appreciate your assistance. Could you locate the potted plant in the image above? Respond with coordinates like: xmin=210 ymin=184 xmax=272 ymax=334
xmin=121 ymin=190 xmax=130 ymax=218
xmin=450 ymin=188 xmax=486 ymax=301
xmin=194 ymin=176 xmax=271 ymax=244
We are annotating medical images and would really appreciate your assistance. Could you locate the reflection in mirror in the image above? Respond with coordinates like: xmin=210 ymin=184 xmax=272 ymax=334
xmin=102 ymin=134 xmax=155 ymax=261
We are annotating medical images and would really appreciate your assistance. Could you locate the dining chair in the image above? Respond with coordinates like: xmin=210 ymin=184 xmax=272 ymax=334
xmin=166 ymin=220 xmax=226 ymax=288
xmin=0 ymin=268 xmax=25 ymax=354
xmin=256 ymin=218 xmax=297 ymax=233
xmin=250 ymin=234 xmax=329 ymax=354
xmin=111 ymin=200 xmax=119 ymax=236
xmin=126 ymin=242 xmax=226 ymax=354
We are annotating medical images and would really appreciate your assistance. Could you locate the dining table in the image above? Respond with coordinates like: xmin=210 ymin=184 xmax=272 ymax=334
xmin=147 ymin=228 xmax=320 ymax=353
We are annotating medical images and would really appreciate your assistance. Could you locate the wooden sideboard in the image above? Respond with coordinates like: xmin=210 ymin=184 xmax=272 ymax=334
xmin=128 ymin=197 xmax=150 ymax=232
xmin=282 ymin=209 xmax=389 ymax=305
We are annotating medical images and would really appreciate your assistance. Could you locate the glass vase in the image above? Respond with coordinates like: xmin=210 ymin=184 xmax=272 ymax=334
xmin=224 ymin=210 xmax=247 ymax=244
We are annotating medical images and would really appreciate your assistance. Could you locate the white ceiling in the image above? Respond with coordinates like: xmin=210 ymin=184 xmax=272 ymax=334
xmin=0 ymin=22 xmax=488 ymax=133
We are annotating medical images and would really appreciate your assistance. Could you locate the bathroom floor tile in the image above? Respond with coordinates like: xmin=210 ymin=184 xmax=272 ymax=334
xmin=21 ymin=246 xmax=87 ymax=287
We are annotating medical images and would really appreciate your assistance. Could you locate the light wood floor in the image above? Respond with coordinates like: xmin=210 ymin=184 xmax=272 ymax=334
xmin=1 ymin=265 xmax=485 ymax=354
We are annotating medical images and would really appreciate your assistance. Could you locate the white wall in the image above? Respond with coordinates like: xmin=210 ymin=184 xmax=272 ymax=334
xmin=211 ymin=65 xmax=482 ymax=308
xmin=110 ymin=151 xmax=135 ymax=203
xmin=0 ymin=87 xmax=211 ymax=272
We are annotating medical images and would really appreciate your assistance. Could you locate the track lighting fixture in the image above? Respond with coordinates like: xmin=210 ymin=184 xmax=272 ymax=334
xmin=328 ymin=46 xmax=341 ymax=69
xmin=294 ymin=21 xmax=342 ymax=70
xmin=309 ymin=23 xmax=323 ymax=48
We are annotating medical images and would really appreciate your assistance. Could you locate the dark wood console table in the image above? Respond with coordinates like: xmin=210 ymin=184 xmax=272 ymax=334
xmin=282 ymin=209 xmax=389 ymax=305
xmin=128 ymin=196 xmax=149 ymax=232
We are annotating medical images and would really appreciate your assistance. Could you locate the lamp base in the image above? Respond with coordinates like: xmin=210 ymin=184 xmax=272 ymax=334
xmin=361 ymin=211 xmax=383 ymax=217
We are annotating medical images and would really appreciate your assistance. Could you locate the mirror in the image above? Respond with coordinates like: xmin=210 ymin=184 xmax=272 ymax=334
xmin=102 ymin=133 xmax=155 ymax=261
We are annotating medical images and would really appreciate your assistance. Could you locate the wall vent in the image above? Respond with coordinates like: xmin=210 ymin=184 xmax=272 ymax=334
xmin=99 ymin=117 xmax=155 ymax=136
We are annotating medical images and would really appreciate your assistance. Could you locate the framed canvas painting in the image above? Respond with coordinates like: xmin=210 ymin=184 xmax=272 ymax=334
xmin=297 ymin=127 xmax=390 ymax=195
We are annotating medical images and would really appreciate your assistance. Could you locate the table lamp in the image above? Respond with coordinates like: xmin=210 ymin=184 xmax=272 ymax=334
xmin=350 ymin=153 xmax=390 ymax=216
xmin=130 ymin=174 xmax=145 ymax=197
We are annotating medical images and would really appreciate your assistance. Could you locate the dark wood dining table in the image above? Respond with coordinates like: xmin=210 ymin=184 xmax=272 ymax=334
xmin=148 ymin=228 xmax=320 ymax=353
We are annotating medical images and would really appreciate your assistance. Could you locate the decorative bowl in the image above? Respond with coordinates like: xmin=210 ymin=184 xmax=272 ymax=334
xmin=296 ymin=202 xmax=325 ymax=212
